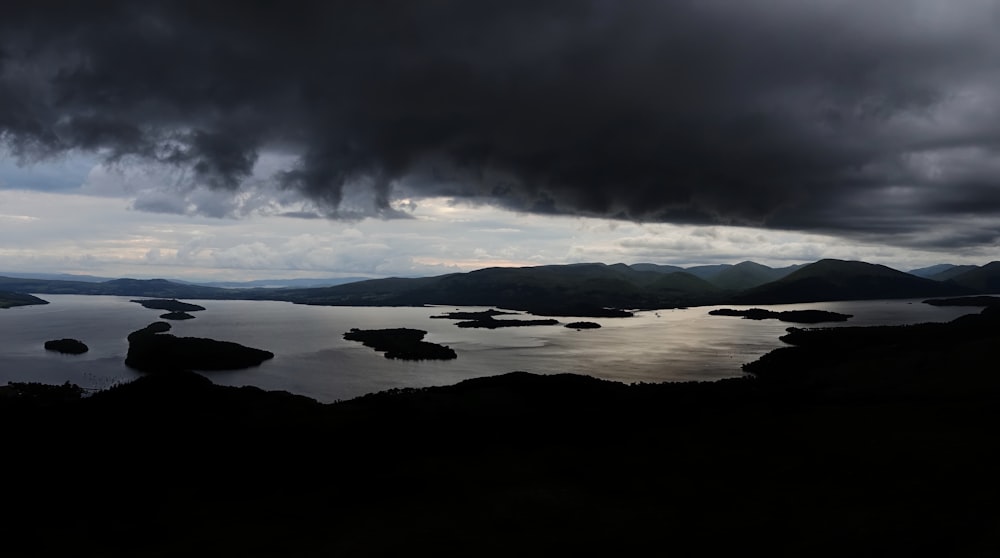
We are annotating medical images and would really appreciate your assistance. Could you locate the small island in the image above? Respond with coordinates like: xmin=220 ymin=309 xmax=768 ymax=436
xmin=431 ymin=309 xmax=517 ymax=320
xmin=44 ymin=338 xmax=89 ymax=354
xmin=522 ymin=305 xmax=634 ymax=318
xmin=160 ymin=311 xmax=196 ymax=320
xmin=565 ymin=321 xmax=601 ymax=330
xmin=0 ymin=291 xmax=49 ymax=309
xmin=131 ymin=299 xmax=207 ymax=312
xmin=709 ymin=308 xmax=852 ymax=323
xmin=431 ymin=308 xmax=561 ymax=329
xmin=125 ymin=321 xmax=273 ymax=372
xmin=455 ymin=317 xmax=560 ymax=329
xmin=344 ymin=328 xmax=457 ymax=360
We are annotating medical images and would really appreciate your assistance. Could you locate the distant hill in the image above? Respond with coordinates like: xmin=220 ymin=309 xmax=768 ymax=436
xmin=0 ymin=276 xmax=249 ymax=299
xmin=629 ymin=263 xmax=686 ymax=274
xmin=7 ymin=258 xmax=997 ymax=312
xmin=0 ymin=271 xmax=112 ymax=282
xmin=707 ymin=261 xmax=803 ymax=290
xmin=929 ymin=265 xmax=981 ymax=282
xmin=945 ymin=261 xmax=1000 ymax=293
xmin=733 ymin=259 xmax=971 ymax=304
xmin=279 ymin=263 xmax=722 ymax=313
xmin=682 ymin=264 xmax=733 ymax=280
xmin=631 ymin=263 xmax=732 ymax=279
xmin=907 ymin=264 xmax=959 ymax=278
xmin=629 ymin=261 xmax=804 ymax=289
xmin=192 ymin=276 xmax=372 ymax=289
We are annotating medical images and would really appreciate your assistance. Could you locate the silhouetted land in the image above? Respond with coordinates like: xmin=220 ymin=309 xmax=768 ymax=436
xmin=3 ymin=307 xmax=1000 ymax=556
xmin=125 ymin=322 xmax=274 ymax=372
xmin=131 ymin=298 xmax=207 ymax=312
xmin=43 ymin=338 xmax=89 ymax=354
xmin=159 ymin=311 xmax=196 ymax=320
xmin=6 ymin=258 xmax=999 ymax=312
xmin=344 ymin=328 xmax=458 ymax=360
xmin=522 ymin=305 xmax=635 ymax=317
xmin=430 ymin=309 xmax=517 ymax=320
xmin=709 ymin=308 xmax=853 ymax=323
xmin=0 ymin=290 xmax=48 ymax=308
xmin=923 ymin=295 xmax=1000 ymax=307
xmin=455 ymin=317 xmax=560 ymax=328
xmin=733 ymin=259 xmax=970 ymax=304
xmin=565 ymin=321 xmax=601 ymax=329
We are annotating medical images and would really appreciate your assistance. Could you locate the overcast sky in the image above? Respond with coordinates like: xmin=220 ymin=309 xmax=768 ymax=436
xmin=2 ymin=0 xmax=999 ymax=280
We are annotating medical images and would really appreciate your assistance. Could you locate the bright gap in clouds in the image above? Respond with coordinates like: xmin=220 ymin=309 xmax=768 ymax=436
xmin=0 ymin=178 xmax=993 ymax=282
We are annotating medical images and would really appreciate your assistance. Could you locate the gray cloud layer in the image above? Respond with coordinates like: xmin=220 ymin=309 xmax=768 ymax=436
xmin=2 ymin=0 xmax=1000 ymax=247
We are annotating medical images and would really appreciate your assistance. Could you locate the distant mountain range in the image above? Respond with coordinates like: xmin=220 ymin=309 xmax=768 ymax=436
xmin=0 ymin=272 xmax=373 ymax=290
xmin=3 ymin=259 xmax=999 ymax=313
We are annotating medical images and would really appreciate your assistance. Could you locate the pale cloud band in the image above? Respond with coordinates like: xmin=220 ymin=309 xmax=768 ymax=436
xmin=0 ymin=182 xmax=991 ymax=281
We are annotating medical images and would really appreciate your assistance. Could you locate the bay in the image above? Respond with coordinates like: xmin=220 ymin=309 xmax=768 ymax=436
xmin=0 ymin=294 xmax=980 ymax=402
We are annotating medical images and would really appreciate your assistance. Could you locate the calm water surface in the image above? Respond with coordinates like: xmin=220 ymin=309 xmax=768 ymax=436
xmin=0 ymin=295 xmax=980 ymax=402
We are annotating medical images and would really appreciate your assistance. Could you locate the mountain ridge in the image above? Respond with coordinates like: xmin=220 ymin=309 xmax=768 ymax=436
xmin=733 ymin=259 xmax=971 ymax=304
xmin=1 ymin=259 xmax=993 ymax=312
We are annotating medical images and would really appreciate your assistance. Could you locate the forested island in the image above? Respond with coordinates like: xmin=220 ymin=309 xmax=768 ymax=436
xmin=455 ymin=317 xmax=560 ymax=329
xmin=131 ymin=298 xmax=207 ymax=312
xmin=430 ymin=309 xmax=517 ymax=320
xmin=125 ymin=322 xmax=274 ymax=372
xmin=43 ymin=338 xmax=89 ymax=354
xmin=432 ymin=308 xmax=561 ymax=329
xmin=565 ymin=321 xmax=601 ymax=329
xmin=344 ymin=328 xmax=458 ymax=360
xmin=159 ymin=311 xmax=196 ymax=320
xmin=709 ymin=308 xmax=853 ymax=323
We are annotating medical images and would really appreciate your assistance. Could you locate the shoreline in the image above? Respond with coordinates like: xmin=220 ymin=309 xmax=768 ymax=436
xmin=3 ymin=305 xmax=999 ymax=555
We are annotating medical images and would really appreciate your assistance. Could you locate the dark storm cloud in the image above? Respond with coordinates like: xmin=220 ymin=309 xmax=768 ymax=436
xmin=3 ymin=0 xmax=1000 ymax=246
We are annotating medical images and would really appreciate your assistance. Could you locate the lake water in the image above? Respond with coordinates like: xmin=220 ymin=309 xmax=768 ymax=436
xmin=0 ymin=295 xmax=981 ymax=402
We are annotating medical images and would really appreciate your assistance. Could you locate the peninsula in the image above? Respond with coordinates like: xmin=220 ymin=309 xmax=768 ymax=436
xmin=923 ymin=296 xmax=1000 ymax=307
xmin=0 ymin=291 xmax=48 ymax=309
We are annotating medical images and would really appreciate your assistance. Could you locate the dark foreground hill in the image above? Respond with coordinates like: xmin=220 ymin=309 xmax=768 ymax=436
xmin=4 ymin=305 xmax=1000 ymax=556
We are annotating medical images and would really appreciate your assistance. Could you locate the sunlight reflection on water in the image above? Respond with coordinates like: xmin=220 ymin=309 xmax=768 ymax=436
xmin=0 ymin=295 xmax=980 ymax=402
